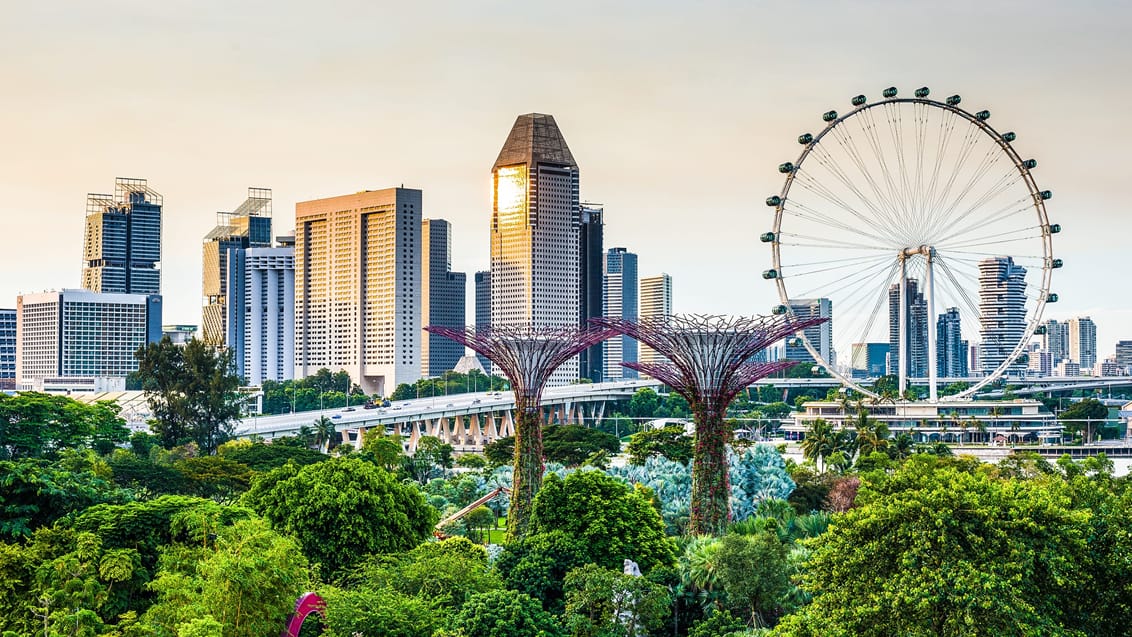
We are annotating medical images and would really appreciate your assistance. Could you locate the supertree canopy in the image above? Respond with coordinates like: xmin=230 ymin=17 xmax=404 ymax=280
xmin=593 ymin=313 xmax=828 ymax=535
xmin=425 ymin=324 xmax=614 ymax=538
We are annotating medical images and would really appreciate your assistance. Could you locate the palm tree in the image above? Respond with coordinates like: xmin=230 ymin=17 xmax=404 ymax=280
xmin=314 ymin=415 xmax=336 ymax=453
xmin=800 ymin=418 xmax=836 ymax=473
xmin=891 ymin=433 xmax=914 ymax=460
xmin=296 ymin=424 xmax=316 ymax=449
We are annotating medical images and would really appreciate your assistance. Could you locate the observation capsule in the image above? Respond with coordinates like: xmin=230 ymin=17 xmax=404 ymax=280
xmin=915 ymin=86 xmax=930 ymax=98
xmin=762 ymin=269 xmax=779 ymax=280
xmin=778 ymin=162 xmax=795 ymax=174
xmin=1049 ymin=223 xmax=1061 ymax=233
xmin=766 ymin=195 xmax=782 ymax=207
xmin=787 ymin=337 xmax=803 ymax=347
xmin=1046 ymin=293 xmax=1059 ymax=303
xmin=760 ymin=232 xmax=776 ymax=243
xmin=1040 ymin=190 xmax=1053 ymax=200
xmin=772 ymin=305 xmax=788 ymax=315
xmin=1002 ymin=131 xmax=1017 ymax=142
xmin=822 ymin=110 xmax=838 ymax=122
xmin=1022 ymin=159 xmax=1037 ymax=169
xmin=798 ymin=133 xmax=814 ymax=144
xmin=1051 ymin=258 xmax=1064 ymax=269
xmin=975 ymin=110 xmax=991 ymax=120
xmin=946 ymin=94 xmax=962 ymax=106
xmin=851 ymin=94 xmax=867 ymax=106
xmin=1035 ymin=325 xmax=1047 ymax=335
xmin=882 ymin=86 xmax=898 ymax=98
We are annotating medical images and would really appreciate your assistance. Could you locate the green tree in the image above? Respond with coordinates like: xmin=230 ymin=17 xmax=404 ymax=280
xmin=714 ymin=531 xmax=791 ymax=627
xmin=1059 ymin=398 xmax=1109 ymax=443
xmin=494 ymin=530 xmax=590 ymax=613
xmin=215 ymin=440 xmax=326 ymax=472
xmin=243 ymin=456 xmax=437 ymax=575
xmin=0 ymin=456 xmax=129 ymax=540
xmin=0 ymin=392 xmax=129 ymax=459
xmin=404 ymin=436 xmax=455 ymax=484
xmin=529 ymin=471 xmax=676 ymax=573
xmin=563 ymin=563 xmax=672 ymax=637
xmin=135 ymin=337 xmax=244 ymax=454
xmin=540 ymin=425 xmax=620 ymax=466
xmin=359 ymin=428 xmax=406 ymax=473
xmin=628 ymin=387 xmax=661 ymax=419
xmin=626 ymin=425 xmax=693 ymax=465
xmin=174 ymin=456 xmax=253 ymax=504
xmin=318 ymin=585 xmax=440 ymax=637
xmin=313 ymin=415 xmax=337 ymax=452
xmin=451 ymin=590 xmax=564 ymax=637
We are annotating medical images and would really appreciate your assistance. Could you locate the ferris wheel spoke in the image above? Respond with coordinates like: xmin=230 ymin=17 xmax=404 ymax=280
xmin=911 ymin=103 xmax=932 ymax=228
xmin=783 ymin=254 xmax=896 ymax=279
xmin=792 ymin=255 xmax=897 ymax=299
xmin=935 ymin=169 xmax=1024 ymax=241
xmin=933 ymin=257 xmax=984 ymax=326
xmin=884 ymin=103 xmax=919 ymax=231
xmin=778 ymin=233 xmax=894 ymax=252
xmin=923 ymin=124 xmax=983 ymax=226
xmin=935 ymin=199 xmax=1033 ymax=247
xmin=858 ymin=107 xmax=912 ymax=233
xmin=827 ymin=124 xmax=909 ymax=234
xmin=805 ymin=144 xmax=905 ymax=236
xmin=784 ymin=187 xmax=903 ymax=246
xmin=923 ymin=146 xmax=1006 ymax=240
xmin=850 ymin=261 xmax=902 ymax=355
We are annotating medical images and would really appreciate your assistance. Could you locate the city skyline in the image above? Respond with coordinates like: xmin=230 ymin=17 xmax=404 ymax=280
xmin=1 ymin=2 xmax=1130 ymax=358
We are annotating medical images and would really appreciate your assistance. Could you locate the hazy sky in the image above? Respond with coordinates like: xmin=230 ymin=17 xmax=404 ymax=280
xmin=1 ymin=1 xmax=1129 ymax=356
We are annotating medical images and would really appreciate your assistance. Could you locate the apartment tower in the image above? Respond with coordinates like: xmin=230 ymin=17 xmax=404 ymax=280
xmin=638 ymin=274 xmax=673 ymax=368
xmin=977 ymin=256 xmax=1027 ymax=375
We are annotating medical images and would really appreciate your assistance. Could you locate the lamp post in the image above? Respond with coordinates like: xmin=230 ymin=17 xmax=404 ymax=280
xmin=289 ymin=385 xmax=296 ymax=414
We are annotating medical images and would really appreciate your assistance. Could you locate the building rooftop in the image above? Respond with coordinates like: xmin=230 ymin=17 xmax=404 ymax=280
xmin=492 ymin=113 xmax=577 ymax=171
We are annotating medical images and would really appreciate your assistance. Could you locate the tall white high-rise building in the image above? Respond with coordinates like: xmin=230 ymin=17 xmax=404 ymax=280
xmin=603 ymin=247 xmax=638 ymax=380
xmin=294 ymin=187 xmax=421 ymax=396
xmin=490 ymin=113 xmax=580 ymax=385
xmin=1042 ymin=319 xmax=1070 ymax=363
xmin=202 ymin=188 xmax=272 ymax=349
xmin=16 ymin=289 xmax=162 ymax=389
xmin=638 ymin=274 xmax=673 ymax=369
xmin=242 ymin=240 xmax=294 ymax=385
xmin=1068 ymin=316 xmax=1097 ymax=371
xmin=977 ymin=256 xmax=1027 ymax=375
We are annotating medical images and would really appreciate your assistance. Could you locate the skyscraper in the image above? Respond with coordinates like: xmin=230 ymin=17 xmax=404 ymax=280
xmin=82 ymin=178 xmax=162 ymax=295
xmin=16 ymin=290 xmax=162 ymax=389
xmin=242 ymin=238 xmax=294 ymax=385
xmin=490 ymin=113 xmax=580 ymax=384
xmin=888 ymin=279 xmax=928 ymax=377
xmin=579 ymin=204 xmax=604 ymax=382
xmin=603 ymin=247 xmax=638 ymax=380
xmin=850 ymin=343 xmax=889 ymax=379
xmin=1042 ymin=319 xmax=1070 ymax=363
xmin=978 ymin=256 xmax=1027 ymax=375
xmin=294 ymin=187 xmax=421 ymax=396
xmin=639 ymin=274 xmax=673 ymax=369
xmin=1116 ymin=340 xmax=1132 ymax=372
xmin=786 ymin=298 xmax=833 ymax=365
xmin=202 ymin=188 xmax=272 ymax=348
xmin=0 ymin=308 xmax=15 ymax=390
xmin=422 ymin=219 xmax=467 ymax=378
xmin=474 ymin=271 xmax=491 ymax=372
xmin=1068 ymin=316 xmax=1097 ymax=371
xmin=936 ymin=307 xmax=969 ymax=377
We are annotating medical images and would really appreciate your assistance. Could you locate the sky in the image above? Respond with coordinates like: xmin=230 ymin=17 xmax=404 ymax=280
xmin=0 ymin=0 xmax=1129 ymax=358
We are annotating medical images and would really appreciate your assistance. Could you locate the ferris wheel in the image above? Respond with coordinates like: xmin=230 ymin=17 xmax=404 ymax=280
xmin=763 ymin=87 xmax=1059 ymax=402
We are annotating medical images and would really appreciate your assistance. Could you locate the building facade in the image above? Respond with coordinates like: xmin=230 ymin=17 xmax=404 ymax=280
xmin=603 ymin=247 xmax=638 ymax=380
xmin=1068 ymin=316 xmax=1097 ymax=371
xmin=490 ymin=113 xmax=581 ymax=385
xmin=978 ymin=256 xmax=1028 ymax=375
xmin=936 ymin=307 xmax=969 ymax=378
xmin=0 ymin=308 xmax=14 ymax=390
xmin=786 ymin=298 xmax=833 ymax=366
xmin=579 ymin=204 xmax=604 ymax=382
xmin=202 ymin=188 xmax=272 ymax=348
xmin=888 ymin=279 xmax=928 ymax=377
xmin=294 ymin=187 xmax=421 ymax=396
xmin=638 ymin=274 xmax=673 ymax=369
xmin=161 ymin=325 xmax=197 ymax=345
xmin=421 ymin=219 xmax=466 ymax=378
xmin=82 ymin=178 xmax=162 ymax=295
xmin=474 ymin=270 xmax=491 ymax=372
xmin=16 ymin=290 xmax=162 ymax=388
xmin=1117 ymin=340 xmax=1132 ymax=372
xmin=850 ymin=342 xmax=890 ymax=379
xmin=1042 ymin=319 xmax=1070 ymax=364
xmin=242 ymin=244 xmax=294 ymax=385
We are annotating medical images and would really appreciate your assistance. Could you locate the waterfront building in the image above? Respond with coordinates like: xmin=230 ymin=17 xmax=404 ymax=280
xmin=201 ymin=188 xmax=272 ymax=349
xmin=474 ymin=271 xmax=491 ymax=372
xmin=603 ymin=247 xmax=638 ymax=380
xmin=1068 ymin=316 xmax=1097 ymax=371
xmin=787 ymin=298 xmax=833 ymax=365
xmin=294 ymin=187 xmax=421 ymax=396
xmin=638 ymin=274 xmax=672 ymax=369
xmin=579 ymin=204 xmax=604 ymax=382
xmin=422 ymin=219 xmax=466 ymax=377
xmin=490 ymin=113 xmax=580 ymax=385
xmin=82 ymin=178 xmax=162 ymax=295
xmin=888 ymin=279 xmax=928 ymax=377
xmin=936 ymin=307 xmax=969 ymax=377
xmin=16 ymin=289 xmax=161 ymax=389
xmin=978 ymin=257 xmax=1027 ymax=375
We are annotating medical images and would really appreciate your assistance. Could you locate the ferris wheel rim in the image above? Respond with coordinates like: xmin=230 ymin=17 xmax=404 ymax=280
xmin=768 ymin=93 xmax=1055 ymax=402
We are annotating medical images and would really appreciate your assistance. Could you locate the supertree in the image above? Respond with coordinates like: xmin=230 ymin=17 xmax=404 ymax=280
xmin=593 ymin=314 xmax=828 ymax=535
xmin=425 ymin=324 xmax=615 ymax=538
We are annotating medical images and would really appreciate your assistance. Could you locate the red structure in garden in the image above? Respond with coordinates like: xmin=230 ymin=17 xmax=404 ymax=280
xmin=425 ymin=324 xmax=615 ymax=539
xmin=593 ymin=313 xmax=827 ymax=535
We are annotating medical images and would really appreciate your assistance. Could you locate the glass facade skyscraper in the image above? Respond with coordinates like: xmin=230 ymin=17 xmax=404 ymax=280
xmin=936 ymin=307 xmax=969 ymax=378
xmin=474 ymin=271 xmax=491 ymax=372
xmin=82 ymin=178 xmax=163 ymax=295
xmin=579 ymin=205 xmax=604 ymax=382
xmin=422 ymin=219 xmax=466 ymax=377
xmin=603 ymin=247 xmax=638 ymax=380
xmin=888 ymin=279 xmax=928 ymax=378
xmin=202 ymin=188 xmax=273 ymax=349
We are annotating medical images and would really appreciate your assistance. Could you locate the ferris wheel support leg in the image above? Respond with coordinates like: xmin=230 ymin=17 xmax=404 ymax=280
xmin=898 ymin=256 xmax=908 ymax=397
xmin=926 ymin=249 xmax=939 ymax=402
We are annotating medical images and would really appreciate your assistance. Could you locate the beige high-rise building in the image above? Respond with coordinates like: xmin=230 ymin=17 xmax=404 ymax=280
xmin=294 ymin=188 xmax=421 ymax=396
xmin=638 ymin=273 xmax=672 ymax=369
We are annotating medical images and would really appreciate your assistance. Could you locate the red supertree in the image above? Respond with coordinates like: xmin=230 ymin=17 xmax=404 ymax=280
xmin=593 ymin=314 xmax=828 ymax=535
xmin=425 ymin=324 xmax=615 ymax=538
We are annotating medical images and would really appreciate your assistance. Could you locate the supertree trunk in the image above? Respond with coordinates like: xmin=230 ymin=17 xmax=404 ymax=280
xmin=690 ymin=404 xmax=730 ymax=535
xmin=508 ymin=406 xmax=544 ymax=538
